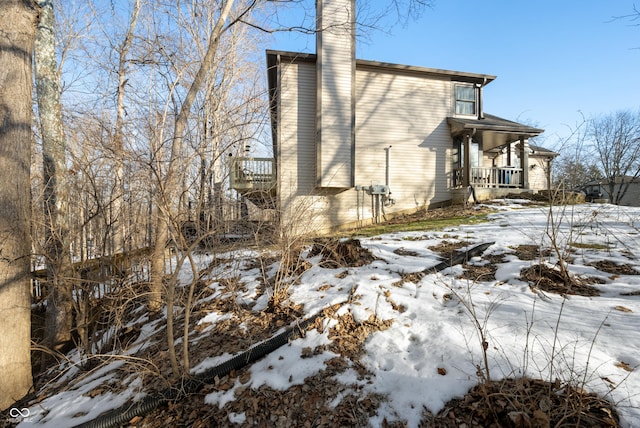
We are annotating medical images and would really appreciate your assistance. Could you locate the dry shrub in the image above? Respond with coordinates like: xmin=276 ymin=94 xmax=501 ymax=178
xmin=426 ymin=377 xmax=619 ymax=427
xmin=308 ymin=238 xmax=376 ymax=268
xmin=521 ymin=264 xmax=603 ymax=297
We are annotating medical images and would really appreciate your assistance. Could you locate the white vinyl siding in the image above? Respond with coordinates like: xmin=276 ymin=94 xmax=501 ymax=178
xmin=355 ymin=66 xmax=453 ymax=211
xmin=277 ymin=60 xmax=463 ymax=232
xmin=528 ymin=157 xmax=550 ymax=191
xmin=278 ymin=61 xmax=330 ymax=233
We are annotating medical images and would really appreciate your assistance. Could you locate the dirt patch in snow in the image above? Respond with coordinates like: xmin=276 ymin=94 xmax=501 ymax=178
xmin=512 ymin=244 xmax=553 ymax=261
xmin=458 ymin=262 xmax=498 ymax=282
xmin=589 ymin=260 xmax=640 ymax=276
xmin=428 ymin=240 xmax=471 ymax=261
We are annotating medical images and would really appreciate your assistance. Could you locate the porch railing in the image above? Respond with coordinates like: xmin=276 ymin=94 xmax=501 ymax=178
xmin=229 ymin=157 xmax=276 ymax=192
xmin=453 ymin=167 xmax=523 ymax=189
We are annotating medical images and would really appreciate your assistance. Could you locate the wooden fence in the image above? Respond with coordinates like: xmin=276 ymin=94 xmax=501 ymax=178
xmin=31 ymin=247 xmax=153 ymax=302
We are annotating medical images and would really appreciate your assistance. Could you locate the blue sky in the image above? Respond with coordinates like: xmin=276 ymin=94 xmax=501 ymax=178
xmin=269 ymin=0 xmax=640 ymax=148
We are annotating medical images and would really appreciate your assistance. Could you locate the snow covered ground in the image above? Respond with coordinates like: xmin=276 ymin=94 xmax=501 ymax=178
xmin=14 ymin=201 xmax=640 ymax=427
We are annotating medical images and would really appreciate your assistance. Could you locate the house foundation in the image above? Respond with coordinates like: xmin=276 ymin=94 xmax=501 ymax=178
xmin=452 ymin=187 xmax=534 ymax=205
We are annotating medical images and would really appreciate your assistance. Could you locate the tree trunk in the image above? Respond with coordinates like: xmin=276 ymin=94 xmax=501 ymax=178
xmin=113 ymin=0 xmax=141 ymax=255
xmin=35 ymin=0 xmax=74 ymax=351
xmin=0 ymin=0 xmax=38 ymax=410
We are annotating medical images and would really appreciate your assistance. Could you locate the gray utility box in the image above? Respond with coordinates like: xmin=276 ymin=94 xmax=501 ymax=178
xmin=368 ymin=184 xmax=390 ymax=195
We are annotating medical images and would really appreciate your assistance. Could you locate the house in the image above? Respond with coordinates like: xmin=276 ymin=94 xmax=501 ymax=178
xmin=580 ymin=176 xmax=640 ymax=206
xmin=230 ymin=0 xmax=557 ymax=234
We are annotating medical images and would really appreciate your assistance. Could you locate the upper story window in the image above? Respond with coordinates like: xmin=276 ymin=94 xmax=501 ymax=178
xmin=455 ymin=85 xmax=476 ymax=116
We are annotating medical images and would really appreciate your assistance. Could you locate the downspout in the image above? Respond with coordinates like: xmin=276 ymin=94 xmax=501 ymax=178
xmin=384 ymin=145 xmax=392 ymax=189
xmin=477 ymin=78 xmax=487 ymax=120
xmin=275 ymin=53 xmax=285 ymax=229
xmin=356 ymin=186 xmax=360 ymax=225
xmin=382 ymin=146 xmax=393 ymax=219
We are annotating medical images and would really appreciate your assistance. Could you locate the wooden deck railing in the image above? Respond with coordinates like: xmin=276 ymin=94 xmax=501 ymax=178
xmin=229 ymin=157 xmax=276 ymax=192
xmin=31 ymin=248 xmax=153 ymax=302
xmin=453 ymin=167 xmax=523 ymax=188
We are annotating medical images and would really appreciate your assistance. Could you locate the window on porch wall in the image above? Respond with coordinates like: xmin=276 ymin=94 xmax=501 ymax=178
xmin=453 ymin=137 xmax=481 ymax=187
xmin=501 ymin=145 xmax=520 ymax=168
xmin=455 ymin=138 xmax=480 ymax=168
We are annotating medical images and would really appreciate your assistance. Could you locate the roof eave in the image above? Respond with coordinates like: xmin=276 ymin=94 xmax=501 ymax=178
xmin=447 ymin=116 xmax=544 ymax=137
xmin=266 ymin=49 xmax=497 ymax=84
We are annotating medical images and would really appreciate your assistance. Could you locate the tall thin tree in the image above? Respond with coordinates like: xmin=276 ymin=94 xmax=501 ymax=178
xmin=35 ymin=0 xmax=74 ymax=350
xmin=113 ymin=0 xmax=142 ymax=254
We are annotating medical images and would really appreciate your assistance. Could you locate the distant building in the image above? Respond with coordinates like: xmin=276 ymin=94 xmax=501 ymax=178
xmin=231 ymin=0 xmax=558 ymax=233
xmin=580 ymin=176 xmax=640 ymax=206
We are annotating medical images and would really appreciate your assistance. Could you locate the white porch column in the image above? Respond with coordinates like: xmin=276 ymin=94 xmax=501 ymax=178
xmin=463 ymin=133 xmax=472 ymax=187
xmin=519 ymin=137 xmax=529 ymax=189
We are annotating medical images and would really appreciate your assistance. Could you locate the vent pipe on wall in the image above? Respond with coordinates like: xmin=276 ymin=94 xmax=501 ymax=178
xmin=384 ymin=145 xmax=392 ymax=188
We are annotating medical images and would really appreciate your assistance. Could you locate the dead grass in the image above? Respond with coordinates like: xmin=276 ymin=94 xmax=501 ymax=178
xmin=352 ymin=206 xmax=494 ymax=237
xmin=589 ymin=260 xmax=640 ymax=276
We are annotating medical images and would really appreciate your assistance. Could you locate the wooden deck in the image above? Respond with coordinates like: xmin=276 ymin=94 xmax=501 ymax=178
xmin=229 ymin=157 xmax=277 ymax=208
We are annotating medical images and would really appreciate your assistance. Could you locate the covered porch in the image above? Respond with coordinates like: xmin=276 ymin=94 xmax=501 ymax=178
xmin=447 ymin=114 xmax=544 ymax=200
xmin=452 ymin=165 xmax=525 ymax=189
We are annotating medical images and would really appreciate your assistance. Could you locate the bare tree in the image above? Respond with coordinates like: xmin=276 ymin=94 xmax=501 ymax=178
xmin=553 ymin=159 xmax=603 ymax=190
xmin=22 ymin=0 xmax=437 ymax=380
xmin=0 ymin=0 xmax=38 ymax=411
xmin=589 ymin=109 xmax=640 ymax=204
xmin=550 ymin=117 xmax=602 ymax=190
xmin=113 ymin=0 xmax=141 ymax=254
xmin=149 ymin=1 xmax=238 ymax=374
xmin=35 ymin=0 xmax=75 ymax=351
